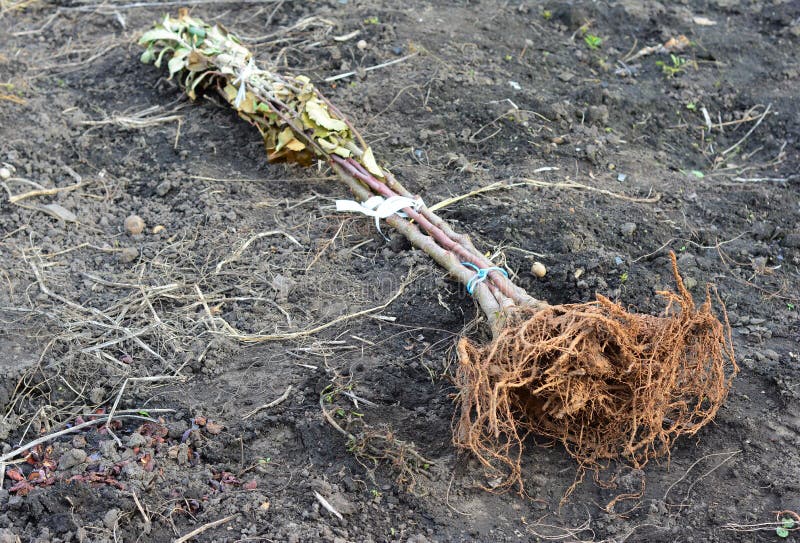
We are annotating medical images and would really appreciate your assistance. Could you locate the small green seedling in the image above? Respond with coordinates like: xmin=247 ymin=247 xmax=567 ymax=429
xmin=363 ymin=16 xmax=380 ymax=25
xmin=584 ymin=34 xmax=602 ymax=50
xmin=656 ymin=54 xmax=687 ymax=77
xmin=776 ymin=516 xmax=795 ymax=538
xmin=686 ymin=102 xmax=697 ymax=111
xmin=542 ymin=10 xmax=552 ymax=20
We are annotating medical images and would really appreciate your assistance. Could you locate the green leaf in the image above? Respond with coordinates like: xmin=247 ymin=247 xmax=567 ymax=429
xmin=305 ymin=99 xmax=347 ymax=132
xmin=167 ymin=56 xmax=185 ymax=77
xmin=776 ymin=527 xmax=789 ymax=538
xmin=140 ymin=48 xmax=155 ymax=64
xmin=782 ymin=518 xmax=796 ymax=529
xmin=138 ymin=27 xmax=181 ymax=46
xmin=188 ymin=25 xmax=206 ymax=39
xmin=689 ymin=170 xmax=704 ymax=178
xmin=154 ymin=46 xmax=174 ymax=68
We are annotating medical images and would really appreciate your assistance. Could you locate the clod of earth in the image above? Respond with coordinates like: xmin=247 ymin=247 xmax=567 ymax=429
xmin=139 ymin=11 xmax=738 ymax=495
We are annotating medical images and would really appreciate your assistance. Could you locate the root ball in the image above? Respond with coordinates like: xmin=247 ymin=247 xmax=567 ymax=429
xmin=454 ymin=253 xmax=737 ymax=494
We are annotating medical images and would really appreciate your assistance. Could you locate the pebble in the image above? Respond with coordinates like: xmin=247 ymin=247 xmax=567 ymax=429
xmin=392 ymin=46 xmax=403 ymax=55
xmin=620 ymin=222 xmax=637 ymax=236
xmin=126 ymin=432 xmax=148 ymax=448
xmin=119 ymin=247 xmax=139 ymax=263
xmin=58 ymin=448 xmax=87 ymax=470
xmin=586 ymin=104 xmax=609 ymax=125
xmin=72 ymin=435 xmax=87 ymax=449
xmin=156 ymin=180 xmax=171 ymax=196
xmin=684 ymin=277 xmax=698 ymax=289
xmin=617 ymin=173 xmax=627 ymax=182
xmin=557 ymin=71 xmax=574 ymax=82
xmin=89 ymin=386 xmax=105 ymax=404
xmin=124 ymin=214 xmax=145 ymax=235
xmin=0 ymin=167 xmax=10 ymax=180
xmin=357 ymin=39 xmax=367 ymax=50
xmin=103 ymin=508 xmax=121 ymax=530
xmin=530 ymin=261 xmax=547 ymax=278
xmin=764 ymin=349 xmax=780 ymax=361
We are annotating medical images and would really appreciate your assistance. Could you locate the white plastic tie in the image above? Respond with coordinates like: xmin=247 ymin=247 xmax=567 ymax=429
xmin=336 ymin=195 xmax=423 ymax=237
xmin=233 ymin=57 xmax=256 ymax=109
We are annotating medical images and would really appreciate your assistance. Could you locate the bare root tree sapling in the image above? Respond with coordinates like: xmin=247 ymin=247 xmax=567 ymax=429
xmin=139 ymin=12 xmax=738 ymax=494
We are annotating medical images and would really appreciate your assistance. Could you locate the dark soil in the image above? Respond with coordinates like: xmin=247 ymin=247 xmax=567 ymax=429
xmin=1 ymin=1 xmax=799 ymax=542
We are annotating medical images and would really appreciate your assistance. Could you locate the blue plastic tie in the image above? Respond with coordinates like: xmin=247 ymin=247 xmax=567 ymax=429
xmin=461 ymin=262 xmax=508 ymax=295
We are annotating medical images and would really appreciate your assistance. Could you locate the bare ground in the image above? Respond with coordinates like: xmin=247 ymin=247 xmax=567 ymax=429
xmin=1 ymin=0 xmax=799 ymax=542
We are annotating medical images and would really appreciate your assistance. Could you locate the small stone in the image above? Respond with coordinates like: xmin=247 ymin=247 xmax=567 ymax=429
xmin=119 ymin=247 xmax=139 ymax=263
xmin=587 ymin=105 xmax=609 ymax=125
xmin=617 ymin=173 xmax=627 ymax=182
xmin=126 ymin=432 xmax=148 ymax=448
xmin=763 ymin=349 xmax=780 ymax=361
xmin=58 ymin=448 xmax=87 ymax=470
xmin=357 ymin=39 xmax=367 ymax=50
xmin=89 ymin=386 xmax=105 ymax=404
xmin=103 ymin=508 xmax=121 ymax=530
xmin=72 ymin=435 xmax=87 ymax=449
xmin=684 ymin=277 xmax=698 ymax=290
xmin=557 ymin=71 xmax=574 ymax=82
xmin=0 ymin=167 xmax=10 ymax=180
xmin=530 ymin=261 xmax=547 ymax=278
xmin=152 ymin=224 xmax=166 ymax=234
xmin=392 ymin=46 xmax=403 ymax=55
xmin=620 ymin=222 xmax=637 ymax=236
xmin=124 ymin=214 xmax=145 ymax=235
xmin=155 ymin=180 xmax=171 ymax=196
xmin=327 ymin=493 xmax=357 ymax=515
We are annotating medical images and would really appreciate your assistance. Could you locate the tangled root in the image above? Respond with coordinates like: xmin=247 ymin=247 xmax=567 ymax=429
xmin=454 ymin=253 xmax=737 ymax=494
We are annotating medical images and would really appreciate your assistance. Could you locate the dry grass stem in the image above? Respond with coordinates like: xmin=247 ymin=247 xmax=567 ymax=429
xmin=173 ymin=514 xmax=237 ymax=543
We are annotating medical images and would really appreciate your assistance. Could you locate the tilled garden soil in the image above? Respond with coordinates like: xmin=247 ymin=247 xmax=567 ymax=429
xmin=1 ymin=1 xmax=799 ymax=541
